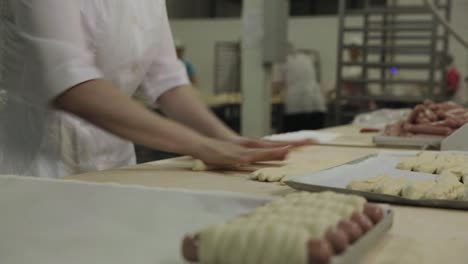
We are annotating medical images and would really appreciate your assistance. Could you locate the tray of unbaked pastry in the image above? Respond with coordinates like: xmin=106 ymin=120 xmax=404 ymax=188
xmin=181 ymin=191 xmax=393 ymax=264
xmin=286 ymin=151 xmax=468 ymax=210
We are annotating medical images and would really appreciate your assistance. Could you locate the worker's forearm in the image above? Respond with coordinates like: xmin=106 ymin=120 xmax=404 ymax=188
xmin=157 ymin=85 xmax=239 ymax=141
xmin=54 ymin=79 xmax=207 ymax=156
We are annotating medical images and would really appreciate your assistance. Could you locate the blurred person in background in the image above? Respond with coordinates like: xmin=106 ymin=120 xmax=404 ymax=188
xmin=175 ymin=40 xmax=198 ymax=86
xmin=272 ymin=43 xmax=326 ymax=132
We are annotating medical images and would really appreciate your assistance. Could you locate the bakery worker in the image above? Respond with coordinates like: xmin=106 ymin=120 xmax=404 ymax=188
xmin=272 ymin=43 xmax=327 ymax=132
xmin=175 ymin=40 xmax=198 ymax=86
xmin=0 ymin=0 xmax=311 ymax=178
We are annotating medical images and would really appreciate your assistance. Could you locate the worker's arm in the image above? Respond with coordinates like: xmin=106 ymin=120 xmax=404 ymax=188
xmin=158 ymin=85 xmax=316 ymax=148
xmin=54 ymin=80 xmax=289 ymax=166
xmin=157 ymin=85 xmax=238 ymax=141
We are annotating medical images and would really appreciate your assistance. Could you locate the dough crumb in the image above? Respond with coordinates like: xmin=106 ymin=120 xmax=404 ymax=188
xmin=192 ymin=159 xmax=208 ymax=171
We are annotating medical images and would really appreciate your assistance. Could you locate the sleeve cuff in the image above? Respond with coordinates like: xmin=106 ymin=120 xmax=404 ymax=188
xmin=142 ymin=61 xmax=190 ymax=106
xmin=44 ymin=61 xmax=104 ymax=102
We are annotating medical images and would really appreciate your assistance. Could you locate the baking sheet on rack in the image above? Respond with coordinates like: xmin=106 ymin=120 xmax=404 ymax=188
xmin=373 ymin=135 xmax=442 ymax=149
xmin=286 ymin=151 xmax=468 ymax=210
xmin=0 ymin=175 xmax=270 ymax=264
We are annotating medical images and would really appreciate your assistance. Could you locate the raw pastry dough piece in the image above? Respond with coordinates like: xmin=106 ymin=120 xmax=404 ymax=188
xmin=198 ymin=221 xmax=309 ymax=264
xmin=442 ymin=165 xmax=468 ymax=180
xmin=192 ymin=159 xmax=208 ymax=171
xmin=440 ymin=165 xmax=468 ymax=179
xmin=249 ymin=166 xmax=291 ymax=182
xmin=396 ymin=152 xmax=468 ymax=175
xmin=459 ymin=186 xmax=468 ymax=201
xmin=250 ymin=161 xmax=344 ymax=183
xmin=374 ymin=176 xmax=408 ymax=196
xmin=260 ymin=191 xmax=366 ymax=220
xmin=434 ymin=157 xmax=467 ymax=174
xmin=346 ymin=175 xmax=391 ymax=192
xmin=396 ymin=157 xmax=420 ymax=171
xmin=411 ymin=153 xmax=440 ymax=173
xmin=436 ymin=173 xmax=464 ymax=188
xmin=401 ymin=179 xmax=435 ymax=199
xmin=412 ymin=162 xmax=439 ymax=174
xmin=424 ymin=174 xmax=465 ymax=200
xmin=197 ymin=191 xmax=367 ymax=264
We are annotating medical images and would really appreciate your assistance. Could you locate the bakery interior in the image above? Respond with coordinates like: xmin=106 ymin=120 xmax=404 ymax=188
xmin=2 ymin=0 xmax=468 ymax=263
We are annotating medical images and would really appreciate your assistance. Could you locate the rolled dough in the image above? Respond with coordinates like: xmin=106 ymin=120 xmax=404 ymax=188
xmin=250 ymin=160 xmax=356 ymax=183
xmin=397 ymin=152 xmax=468 ymax=177
xmin=424 ymin=174 xmax=465 ymax=200
xmin=346 ymin=175 xmax=391 ymax=192
xmin=197 ymin=191 xmax=366 ymax=264
xmin=401 ymin=179 xmax=435 ymax=200
xmin=192 ymin=159 xmax=208 ymax=171
xmin=374 ymin=176 xmax=408 ymax=196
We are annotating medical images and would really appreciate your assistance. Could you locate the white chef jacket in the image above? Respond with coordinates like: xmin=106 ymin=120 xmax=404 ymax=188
xmin=0 ymin=0 xmax=189 ymax=178
xmin=273 ymin=53 xmax=326 ymax=114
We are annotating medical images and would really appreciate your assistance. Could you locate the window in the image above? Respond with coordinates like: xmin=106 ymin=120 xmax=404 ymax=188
xmin=290 ymin=0 xmax=388 ymax=16
xmin=167 ymin=0 xmax=387 ymax=19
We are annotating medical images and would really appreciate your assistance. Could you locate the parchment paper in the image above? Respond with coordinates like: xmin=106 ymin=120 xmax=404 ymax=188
xmin=0 ymin=175 xmax=270 ymax=264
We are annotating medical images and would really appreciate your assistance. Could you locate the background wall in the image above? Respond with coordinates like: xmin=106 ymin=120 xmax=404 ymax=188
xmin=170 ymin=0 xmax=468 ymax=96
xmin=170 ymin=17 xmax=345 ymax=94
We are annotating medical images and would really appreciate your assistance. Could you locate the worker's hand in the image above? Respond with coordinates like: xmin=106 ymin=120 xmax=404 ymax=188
xmin=192 ymin=138 xmax=291 ymax=167
xmin=228 ymin=136 xmax=317 ymax=149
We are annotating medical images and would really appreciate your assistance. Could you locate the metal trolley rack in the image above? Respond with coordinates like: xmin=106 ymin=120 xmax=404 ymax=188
xmin=334 ymin=0 xmax=452 ymax=124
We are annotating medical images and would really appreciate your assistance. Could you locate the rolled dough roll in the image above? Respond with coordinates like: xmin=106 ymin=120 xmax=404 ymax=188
xmin=396 ymin=157 xmax=419 ymax=171
xmin=374 ymin=176 xmax=408 ymax=196
xmin=192 ymin=159 xmax=208 ymax=171
xmin=401 ymin=179 xmax=435 ymax=199
xmin=424 ymin=174 xmax=464 ymax=200
xmin=412 ymin=162 xmax=439 ymax=174
xmin=460 ymin=186 xmax=468 ymax=201
xmin=250 ymin=167 xmax=288 ymax=182
xmin=250 ymin=161 xmax=344 ymax=183
xmin=346 ymin=175 xmax=391 ymax=193
xmin=197 ymin=191 xmax=367 ymax=264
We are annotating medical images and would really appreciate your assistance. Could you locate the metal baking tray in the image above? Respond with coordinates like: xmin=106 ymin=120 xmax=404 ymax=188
xmin=373 ymin=135 xmax=442 ymax=149
xmin=286 ymin=154 xmax=468 ymax=210
xmin=330 ymin=209 xmax=393 ymax=264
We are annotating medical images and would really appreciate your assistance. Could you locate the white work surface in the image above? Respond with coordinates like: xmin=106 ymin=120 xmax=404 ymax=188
xmin=0 ymin=175 xmax=269 ymax=264
xmin=318 ymin=125 xmax=378 ymax=147
xmin=65 ymin=145 xmax=468 ymax=264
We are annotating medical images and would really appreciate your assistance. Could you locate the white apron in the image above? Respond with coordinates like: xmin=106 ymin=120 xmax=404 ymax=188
xmin=273 ymin=53 xmax=326 ymax=114
xmin=0 ymin=0 xmax=189 ymax=178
